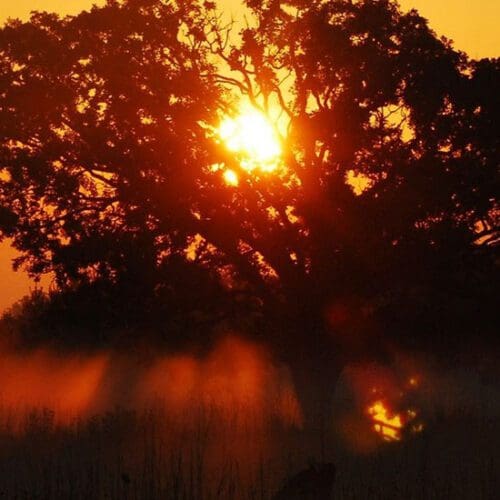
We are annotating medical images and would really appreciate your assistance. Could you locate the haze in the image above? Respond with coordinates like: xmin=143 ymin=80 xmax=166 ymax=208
xmin=0 ymin=0 xmax=498 ymax=313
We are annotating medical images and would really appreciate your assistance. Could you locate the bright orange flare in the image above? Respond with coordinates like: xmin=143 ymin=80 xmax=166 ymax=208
xmin=218 ymin=104 xmax=282 ymax=172
xmin=368 ymin=400 xmax=403 ymax=441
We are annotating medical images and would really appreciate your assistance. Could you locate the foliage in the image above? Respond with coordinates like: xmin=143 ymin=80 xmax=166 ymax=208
xmin=0 ymin=0 xmax=222 ymax=285
xmin=193 ymin=0 xmax=498 ymax=363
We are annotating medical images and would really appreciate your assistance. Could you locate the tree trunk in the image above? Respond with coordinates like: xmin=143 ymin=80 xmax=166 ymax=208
xmin=281 ymin=322 xmax=344 ymax=460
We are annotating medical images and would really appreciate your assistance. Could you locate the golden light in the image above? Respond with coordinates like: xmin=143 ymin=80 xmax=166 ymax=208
xmin=223 ymin=169 xmax=239 ymax=186
xmin=218 ymin=104 xmax=282 ymax=173
xmin=345 ymin=169 xmax=373 ymax=196
xmin=368 ymin=399 xmax=423 ymax=441
xmin=368 ymin=400 xmax=403 ymax=441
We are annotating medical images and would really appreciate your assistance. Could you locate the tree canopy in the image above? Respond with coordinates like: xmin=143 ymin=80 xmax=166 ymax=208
xmin=0 ymin=0 xmax=498 ymax=405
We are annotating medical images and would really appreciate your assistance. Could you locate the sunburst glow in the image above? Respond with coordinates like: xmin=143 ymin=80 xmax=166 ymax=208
xmin=368 ymin=398 xmax=423 ymax=441
xmin=368 ymin=400 xmax=403 ymax=441
xmin=218 ymin=104 xmax=282 ymax=173
xmin=223 ymin=169 xmax=239 ymax=187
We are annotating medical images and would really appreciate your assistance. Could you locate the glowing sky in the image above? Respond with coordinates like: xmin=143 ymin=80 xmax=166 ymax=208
xmin=0 ymin=0 xmax=498 ymax=313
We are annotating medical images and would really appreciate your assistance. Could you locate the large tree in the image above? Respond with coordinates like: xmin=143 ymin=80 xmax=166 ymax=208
xmin=0 ymin=0 xmax=234 ymax=340
xmin=1 ymin=0 xmax=498 ymax=431
xmin=190 ymin=0 xmax=498 ymax=425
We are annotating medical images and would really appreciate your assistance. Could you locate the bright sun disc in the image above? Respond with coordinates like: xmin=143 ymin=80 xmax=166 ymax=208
xmin=218 ymin=105 xmax=282 ymax=172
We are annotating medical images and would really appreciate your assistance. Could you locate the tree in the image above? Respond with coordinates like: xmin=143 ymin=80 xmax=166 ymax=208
xmin=0 ymin=0 xmax=236 ymax=342
xmin=1 ymin=0 xmax=498 ymax=434
xmin=190 ymin=0 xmax=499 ymax=428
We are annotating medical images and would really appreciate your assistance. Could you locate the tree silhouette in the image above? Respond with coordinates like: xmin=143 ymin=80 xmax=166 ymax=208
xmin=190 ymin=0 xmax=499 ymax=427
xmin=0 ymin=0 xmax=498 ymax=432
xmin=0 ymin=0 xmax=236 ymax=344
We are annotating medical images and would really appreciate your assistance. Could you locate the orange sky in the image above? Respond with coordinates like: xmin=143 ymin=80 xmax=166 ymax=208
xmin=0 ymin=0 xmax=499 ymax=313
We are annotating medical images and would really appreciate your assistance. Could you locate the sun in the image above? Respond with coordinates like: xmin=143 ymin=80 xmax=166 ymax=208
xmin=218 ymin=104 xmax=282 ymax=179
xmin=222 ymin=169 xmax=239 ymax=187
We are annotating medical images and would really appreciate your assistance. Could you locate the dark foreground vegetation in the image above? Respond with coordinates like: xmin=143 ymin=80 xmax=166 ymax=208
xmin=0 ymin=399 xmax=499 ymax=499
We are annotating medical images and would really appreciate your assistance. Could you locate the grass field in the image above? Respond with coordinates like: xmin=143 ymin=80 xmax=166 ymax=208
xmin=0 ymin=396 xmax=498 ymax=499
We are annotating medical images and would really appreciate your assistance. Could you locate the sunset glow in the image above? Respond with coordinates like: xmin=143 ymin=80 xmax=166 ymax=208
xmin=223 ymin=168 xmax=239 ymax=186
xmin=0 ymin=0 xmax=496 ymax=495
xmin=368 ymin=397 xmax=424 ymax=442
xmin=368 ymin=400 xmax=404 ymax=441
xmin=218 ymin=104 xmax=282 ymax=173
xmin=0 ymin=337 xmax=302 ymax=431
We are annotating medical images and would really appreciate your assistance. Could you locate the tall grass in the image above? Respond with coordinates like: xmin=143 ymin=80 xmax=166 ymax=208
xmin=0 ymin=401 xmax=498 ymax=499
